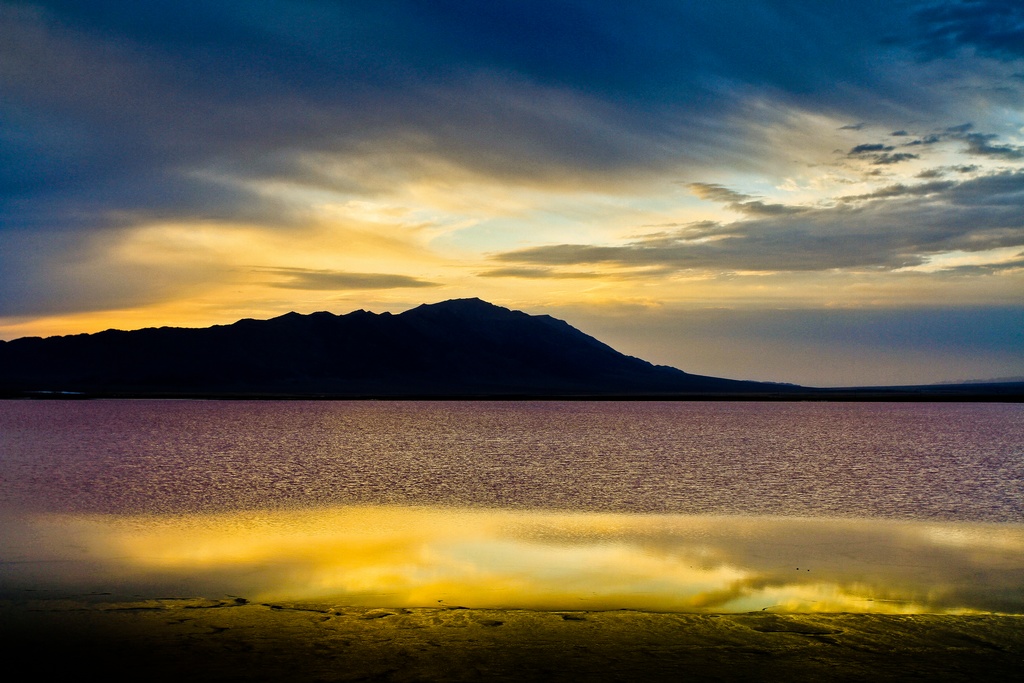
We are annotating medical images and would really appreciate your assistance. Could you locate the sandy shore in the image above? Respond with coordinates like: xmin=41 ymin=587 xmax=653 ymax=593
xmin=3 ymin=598 xmax=1022 ymax=681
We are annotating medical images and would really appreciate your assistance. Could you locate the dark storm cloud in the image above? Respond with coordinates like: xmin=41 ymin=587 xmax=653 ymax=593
xmin=0 ymin=0 xmax=991 ymax=238
xmin=3 ymin=0 xmax=1024 ymax=322
xmin=496 ymin=171 xmax=1024 ymax=272
xmin=259 ymin=268 xmax=437 ymax=290
xmin=911 ymin=0 xmax=1024 ymax=60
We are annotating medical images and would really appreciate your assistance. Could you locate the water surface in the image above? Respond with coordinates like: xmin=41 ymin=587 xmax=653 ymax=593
xmin=1 ymin=400 xmax=1022 ymax=613
xmin=2 ymin=400 xmax=1020 ymax=519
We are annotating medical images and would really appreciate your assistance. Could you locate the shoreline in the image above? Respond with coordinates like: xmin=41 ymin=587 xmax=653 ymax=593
xmin=4 ymin=598 xmax=1023 ymax=681
xmin=4 ymin=387 xmax=1024 ymax=402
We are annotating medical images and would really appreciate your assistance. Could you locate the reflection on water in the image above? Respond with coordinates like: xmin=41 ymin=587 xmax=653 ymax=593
xmin=2 ymin=506 xmax=1022 ymax=614
xmin=2 ymin=401 xmax=1022 ymax=614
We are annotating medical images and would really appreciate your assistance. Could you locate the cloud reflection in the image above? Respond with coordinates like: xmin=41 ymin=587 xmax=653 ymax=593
xmin=7 ymin=507 xmax=1023 ymax=614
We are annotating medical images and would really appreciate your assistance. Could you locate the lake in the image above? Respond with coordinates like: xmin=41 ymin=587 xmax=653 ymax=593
xmin=1 ymin=400 xmax=1022 ymax=613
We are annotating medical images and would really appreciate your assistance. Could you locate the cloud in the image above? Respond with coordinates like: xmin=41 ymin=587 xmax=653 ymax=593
xmin=687 ymin=183 xmax=751 ymax=205
xmin=915 ymin=164 xmax=980 ymax=178
xmin=0 ymin=1 xmax=706 ymax=217
xmin=872 ymin=152 xmax=921 ymax=164
xmin=839 ymin=180 xmax=957 ymax=200
xmin=475 ymin=267 xmax=604 ymax=279
xmin=905 ymin=124 xmax=1024 ymax=158
xmin=688 ymin=183 xmax=807 ymax=216
xmin=0 ymin=227 xmax=229 ymax=316
xmin=911 ymin=0 xmax=1024 ymax=60
xmin=259 ymin=268 xmax=437 ymax=290
xmin=850 ymin=143 xmax=896 ymax=154
xmin=962 ymin=133 xmax=1024 ymax=159
xmin=938 ymin=257 xmax=1024 ymax=275
xmin=848 ymin=124 xmax=1024 ymax=164
xmin=2 ymin=0 xmax=1016 ymax=243
xmin=905 ymin=133 xmax=943 ymax=146
xmin=847 ymin=143 xmax=920 ymax=165
xmin=495 ymin=171 xmax=1024 ymax=272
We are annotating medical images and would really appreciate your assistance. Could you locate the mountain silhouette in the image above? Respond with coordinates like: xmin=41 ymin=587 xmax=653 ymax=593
xmin=0 ymin=298 xmax=792 ymax=397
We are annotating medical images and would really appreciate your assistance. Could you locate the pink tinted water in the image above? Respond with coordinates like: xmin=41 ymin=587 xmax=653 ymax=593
xmin=1 ymin=400 xmax=1021 ymax=521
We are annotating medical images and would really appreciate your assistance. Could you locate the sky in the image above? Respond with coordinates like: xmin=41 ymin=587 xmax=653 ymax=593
xmin=1 ymin=0 xmax=1022 ymax=387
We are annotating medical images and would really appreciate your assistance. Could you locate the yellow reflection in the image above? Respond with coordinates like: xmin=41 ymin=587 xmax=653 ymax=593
xmin=9 ymin=507 xmax=1024 ymax=614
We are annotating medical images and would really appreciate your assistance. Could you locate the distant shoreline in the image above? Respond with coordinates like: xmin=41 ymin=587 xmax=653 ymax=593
xmin=4 ymin=386 xmax=1023 ymax=402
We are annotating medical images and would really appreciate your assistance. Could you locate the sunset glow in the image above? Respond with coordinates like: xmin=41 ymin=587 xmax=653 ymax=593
xmin=11 ymin=506 xmax=1022 ymax=614
xmin=2 ymin=1 xmax=1022 ymax=385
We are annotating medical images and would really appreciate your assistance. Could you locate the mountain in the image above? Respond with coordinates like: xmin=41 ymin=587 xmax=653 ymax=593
xmin=0 ymin=298 xmax=791 ymax=398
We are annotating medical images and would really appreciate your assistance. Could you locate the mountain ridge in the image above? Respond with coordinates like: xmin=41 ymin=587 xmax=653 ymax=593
xmin=0 ymin=298 xmax=791 ymax=397
xmin=2 ymin=298 xmax=1020 ymax=400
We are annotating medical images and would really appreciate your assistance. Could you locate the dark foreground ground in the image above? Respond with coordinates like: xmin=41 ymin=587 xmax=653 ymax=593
xmin=2 ymin=598 xmax=1022 ymax=682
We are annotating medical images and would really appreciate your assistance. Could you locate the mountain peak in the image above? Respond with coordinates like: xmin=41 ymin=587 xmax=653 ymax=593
xmin=403 ymin=298 xmax=520 ymax=320
xmin=416 ymin=297 xmax=502 ymax=310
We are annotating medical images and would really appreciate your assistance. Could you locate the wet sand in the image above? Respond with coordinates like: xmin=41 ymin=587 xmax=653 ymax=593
xmin=3 ymin=598 xmax=1022 ymax=682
